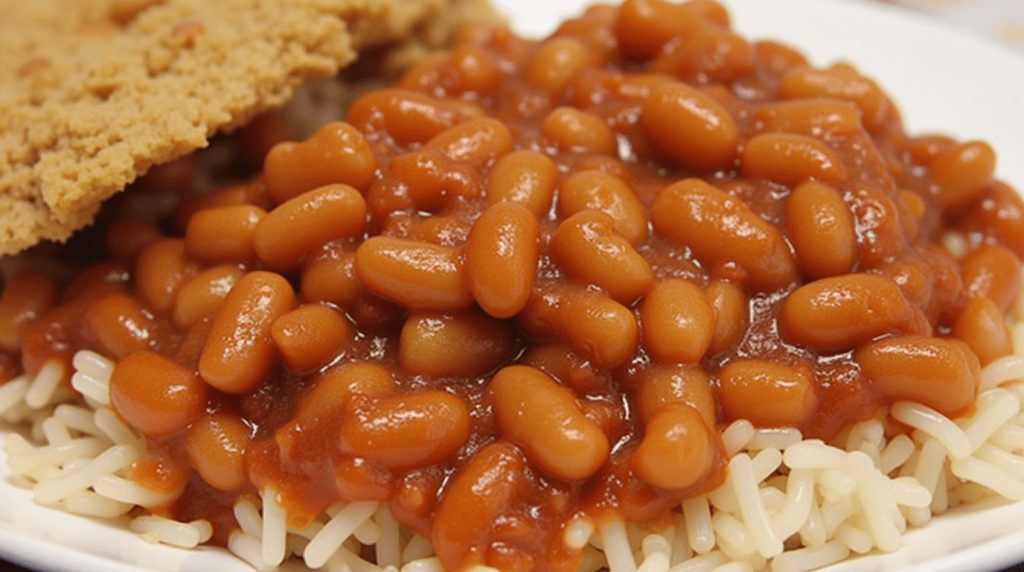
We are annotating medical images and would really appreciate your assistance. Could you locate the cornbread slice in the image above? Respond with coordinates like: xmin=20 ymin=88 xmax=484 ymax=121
xmin=0 ymin=0 xmax=498 ymax=257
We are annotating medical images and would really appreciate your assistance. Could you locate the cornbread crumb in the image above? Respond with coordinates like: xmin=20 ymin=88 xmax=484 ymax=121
xmin=0 ymin=0 xmax=498 ymax=256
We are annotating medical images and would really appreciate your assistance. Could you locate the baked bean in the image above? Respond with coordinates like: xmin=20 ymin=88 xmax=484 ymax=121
xmin=541 ymin=107 xmax=617 ymax=156
xmin=263 ymin=122 xmax=376 ymax=204
xmin=634 ymin=365 xmax=715 ymax=427
xmin=632 ymin=403 xmax=718 ymax=491
xmin=355 ymin=237 xmax=473 ymax=311
xmin=109 ymin=350 xmax=207 ymax=437
xmin=484 ymin=151 xmax=559 ymax=218
xmin=855 ymin=336 xmax=980 ymax=415
xmin=432 ymin=442 xmax=527 ymax=572
xmin=466 ymin=202 xmax=539 ymax=318
xmin=271 ymin=304 xmax=354 ymax=373
xmin=339 ymin=391 xmax=471 ymax=472
xmin=640 ymin=82 xmax=739 ymax=172
xmin=785 ymin=181 xmax=856 ymax=278
xmin=550 ymin=210 xmax=653 ymax=304
xmin=641 ymin=279 xmax=715 ymax=365
xmin=897 ymin=189 xmax=926 ymax=240
xmin=383 ymin=150 xmax=481 ymax=214
xmin=185 ymin=411 xmax=251 ymax=491
xmin=172 ymin=265 xmax=246 ymax=329
xmin=399 ymin=310 xmax=517 ymax=377
xmin=705 ymin=280 xmax=748 ymax=355
xmin=651 ymin=178 xmax=798 ymax=292
xmin=779 ymin=66 xmax=887 ymax=131
xmin=650 ymin=28 xmax=753 ymax=83
xmin=955 ymin=182 xmax=1024 ymax=258
xmin=779 ymin=274 xmax=914 ymax=352
xmin=0 ymin=271 xmax=58 ymax=352
xmin=557 ymin=170 xmax=648 ymax=245
xmin=173 ymin=182 xmax=267 ymax=233
xmin=951 ymin=297 xmax=1013 ymax=366
xmin=741 ymin=133 xmax=848 ymax=187
xmin=199 ymin=271 xmax=295 ymax=393
xmin=930 ymin=141 xmax=996 ymax=210
xmin=682 ymin=0 xmax=730 ymax=26
xmin=424 ymin=117 xmax=513 ymax=168
xmin=753 ymin=40 xmax=808 ymax=75
xmin=718 ymin=360 xmax=818 ymax=428
xmin=753 ymin=99 xmax=863 ymax=138
xmin=84 ymin=292 xmax=154 ymax=359
xmin=184 ymin=204 xmax=266 ymax=264
xmin=490 ymin=365 xmax=609 ymax=481
xmin=294 ymin=362 xmax=396 ymax=423
xmin=300 ymin=247 xmax=362 ymax=308
xmin=253 ymin=184 xmax=367 ymax=272
xmin=448 ymin=45 xmax=502 ymax=95
xmin=850 ymin=184 xmax=904 ymax=268
xmin=961 ymin=244 xmax=1022 ymax=313
xmin=520 ymin=282 xmax=639 ymax=368
xmin=405 ymin=214 xmax=472 ymax=246
xmin=614 ymin=0 xmax=705 ymax=59
xmin=105 ymin=217 xmax=162 ymax=263
xmin=527 ymin=37 xmax=590 ymax=98
xmin=134 ymin=238 xmax=198 ymax=312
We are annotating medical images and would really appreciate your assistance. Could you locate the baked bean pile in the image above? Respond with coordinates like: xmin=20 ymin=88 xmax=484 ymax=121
xmin=1 ymin=0 xmax=1023 ymax=570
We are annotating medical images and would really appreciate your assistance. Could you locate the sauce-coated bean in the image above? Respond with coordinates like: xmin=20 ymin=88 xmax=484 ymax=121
xmin=718 ymin=360 xmax=818 ymax=428
xmin=263 ymin=122 xmax=377 ymax=204
xmin=355 ymin=237 xmax=473 ymax=311
xmin=399 ymin=310 xmax=517 ymax=377
xmin=109 ymin=350 xmax=207 ymax=437
xmin=466 ymin=202 xmax=540 ymax=318
xmin=641 ymin=279 xmax=715 ymax=365
xmin=632 ymin=403 xmax=718 ymax=490
xmin=785 ymin=181 xmax=856 ymax=279
xmin=640 ymin=82 xmax=739 ymax=172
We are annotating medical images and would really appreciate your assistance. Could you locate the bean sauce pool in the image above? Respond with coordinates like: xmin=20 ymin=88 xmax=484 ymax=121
xmin=2 ymin=1 xmax=1024 ymax=570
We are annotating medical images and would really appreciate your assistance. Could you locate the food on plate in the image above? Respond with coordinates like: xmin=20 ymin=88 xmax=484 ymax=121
xmin=2 ymin=0 xmax=1024 ymax=571
xmin=0 ymin=0 xmax=498 ymax=257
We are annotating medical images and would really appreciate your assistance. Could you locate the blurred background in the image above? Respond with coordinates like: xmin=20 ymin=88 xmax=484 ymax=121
xmin=877 ymin=0 xmax=1024 ymax=54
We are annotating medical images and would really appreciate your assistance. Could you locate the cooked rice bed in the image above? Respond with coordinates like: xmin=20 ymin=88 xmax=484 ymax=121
xmin=2 ymin=0 xmax=1024 ymax=571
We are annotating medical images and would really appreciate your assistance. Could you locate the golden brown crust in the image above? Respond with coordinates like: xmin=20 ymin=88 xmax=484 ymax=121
xmin=0 ymin=0 xmax=499 ymax=257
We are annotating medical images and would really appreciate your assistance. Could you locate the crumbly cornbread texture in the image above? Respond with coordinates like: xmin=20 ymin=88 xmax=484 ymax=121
xmin=0 ymin=0 xmax=497 ymax=256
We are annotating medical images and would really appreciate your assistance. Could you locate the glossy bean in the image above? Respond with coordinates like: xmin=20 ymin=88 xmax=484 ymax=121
xmin=355 ymin=237 xmax=473 ymax=311
xmin=109 ymin=350 xmax=207 ymax=437
xmin=466 ymin=202 xmax=540 ymax=318
xmin=641 ymin=279 xmax=715 ymax=365
xmin=718 ymin=360 xmax=818 ymax=428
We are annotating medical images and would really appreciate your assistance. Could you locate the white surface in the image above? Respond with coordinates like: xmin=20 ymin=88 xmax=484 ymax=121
xmin=2 ymin=1 xmax=1024 ymax=571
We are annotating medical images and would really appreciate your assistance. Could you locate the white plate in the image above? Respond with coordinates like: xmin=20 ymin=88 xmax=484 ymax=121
xmin=2 ymin=0 xmax=1024 ymax=571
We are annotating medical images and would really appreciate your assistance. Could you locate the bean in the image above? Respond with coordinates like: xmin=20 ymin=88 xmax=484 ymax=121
xmin=855 ymin=336 xmax=980 ymax=415
xmin=424 ymin=117 xmax=513 ymax=168
xmin=173 ymin=182 xmax=267 ymax=234
xmin=383 ymin=150 xmax=481 ymax=214
xmin=527 ymin=37 xmax=590 ymax=98
xmin=705 ymin=280 xmax=748 ymax=355
xmin=432 ymin=443 xmax=527 ymax=572
xmin=541 ymin=107 xmax=617 ymax=156
xmin=954 ymin=182 xmax=1024 ymax=258
xmin=271 ymin=304 xmax=355 ymax=373
xmin=641 ymin=279 xmax=715 ymax=365
xmin=466 ymin=202 xmax=539 ymax=318
xmin=109 ymin=350 xmax=207 ymax=437
xmin=355 ymin=237 xmax=473 ymax=311
xmin=347 ymin=89 xmax=468 ymax=145
xmin=484 ymin=150 xmax=559 ymax=218
xmin=0 ymin=271 xmax=58 ymax=352
xmin=263 ymin=122 xmax=377 ymax=204
xmin=640 ymin=82 xmax=739 ymax=172
xmin=785 ymin=181 xmax=856 ymax=278
xmin=185 ymin=411 xmax=251 ymax=491
xmin=300 ymin=247 xmax=362 ymax=308
xmin=632 ymin=403 xmax=718 ymax=490
xmin=184 ymin=204 xmax=265 ymax=264
xmin=558 ymin=170 xmax=648 ymax=245
xmin=741 ymin=133 xmax=848 ymax=187
xmin=172 ymin=265 xmax=246 ymax=330
xmin=399 ymin=310 xmax=517 ymax=377
xmin=651 ymin=178 xmax=797 ymax=292
xmin=550 ymin=210 xmax=653 ymax=304
xmin=199 ymin=271 xmax=295 ymax=393
xmin=448 ymin=45 xmax=503 ymax=95
xmin=753 ymin=99 xmax=863 ymax=138
xmin=339 ymin=391 xmax=471 ymax=472
xmin=134 ymin=239 xmax=198 ymax=312
xmin=951 ymin=297 xmax=1013 ymax=366
xmin=850 ymin=184 xmax=904 ymax=268
xmin=294 ymin=362 xmax=396 ymax=423
xmin=753 ymin=41 xmax=809 ymax=75
xmin=254 ymin=184 xmax=367 ymax=272
xmin=779 ymin=274 xmax=914 ymax=352
xmin=779 ymin=66 xmax=888 ymax=131
xmin=520 ymin=282 xmax=639 ymax=368
xmin=614 ymin=0 xmax=705 ymax=60
xmin=718 ymin=360 xmax=818 ymax=428
xmin=961 ymin=244 xmax=1022 ymax=313
xmin=634 ymin=365 xmax=716 ymax=427
xmin=84 ymin=292 xmax=154 ymax=359
xmin=490 ymin=365 xmax=609 ymax=481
